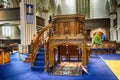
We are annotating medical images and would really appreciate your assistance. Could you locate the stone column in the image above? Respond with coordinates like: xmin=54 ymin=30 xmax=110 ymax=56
xmin=109 ymin=19 xmax=113 ymax=41
xmin=109 ymin=14 xmax=116 ymax=41
xmin=0 ymin=0 xmax=3 ymax=8
xmin=42 ymin=0 xmax=49 ymax=40
xmin=42 ymin=0 xmax=49 ymax=25
xmin=19 ymin=0 xmax=36 ymax=53
xmin=117 ymin=28 xmax=120 ymax=41
xmin=113 ymin=28 xmax=117 ymax=41
xmin=117 ymin=7 xmax=120 ymax=42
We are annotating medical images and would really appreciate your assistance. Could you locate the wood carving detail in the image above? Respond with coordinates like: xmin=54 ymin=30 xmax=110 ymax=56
xmin=48 ymin=14 xmax=88 ymax=67
xmin=64 ymin=22 xmax=69 ymax=34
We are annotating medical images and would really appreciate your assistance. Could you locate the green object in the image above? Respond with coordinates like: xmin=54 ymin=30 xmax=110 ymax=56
xmin=92 ymin=33 xmax=102 ymax=46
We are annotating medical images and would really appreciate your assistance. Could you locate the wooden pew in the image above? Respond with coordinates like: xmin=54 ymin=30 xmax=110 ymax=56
xmin=108 ymin=41 xmax=116 ymax=54
xmin=90 ymin=41 xmax=117 ymax=54
xmin=0 ymin=48 xmax=10 ymax=64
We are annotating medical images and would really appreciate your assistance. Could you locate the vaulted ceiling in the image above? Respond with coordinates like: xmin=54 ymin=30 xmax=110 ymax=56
xmin=1 ymin=0 xmax=120 ymax=18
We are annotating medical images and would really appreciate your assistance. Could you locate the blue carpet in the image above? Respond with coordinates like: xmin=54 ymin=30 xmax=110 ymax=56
xmin=0 ymin=53 xmax=118 ymax=80
xmin=10 ymin=52 xmax=27 ymax=61
xmin=99 ymin=54 xmax=120 ymax=60
xmin=32 ymin=47 xmax=45 ymax=72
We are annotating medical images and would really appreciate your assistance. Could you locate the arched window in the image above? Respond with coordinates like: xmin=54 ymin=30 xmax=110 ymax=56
xmin=2 ymin=26 xmax=11 ymax=37
xmin=2 ymin=0 xmax=9 ymax=8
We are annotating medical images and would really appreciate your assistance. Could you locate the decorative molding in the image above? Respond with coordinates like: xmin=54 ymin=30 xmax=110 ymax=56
xmin=85 ymin=18 xmax=110 ymax=29
xmin=117 ymin=27 xmax=120 ymax=30
xmin=52 ymin=14 xmax=84 ymax=21
xmin=117 ymin=3 xmax=120 ymax=7
xmin=64 ymin=22 xmax=69 ymax=34
xmin=36 ymin=16 xmax=45 ymax=26
xmin=109 ymin=12 xmax=117 ymax=15
xmin=42 ymin=8 xmax=49 ymax=13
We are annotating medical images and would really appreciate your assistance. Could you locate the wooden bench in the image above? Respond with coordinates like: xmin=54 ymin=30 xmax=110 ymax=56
xmin=90 ymin=41 xmax=117 ymax=54
xmin=0 ymin=49 xmax=10 ymax=64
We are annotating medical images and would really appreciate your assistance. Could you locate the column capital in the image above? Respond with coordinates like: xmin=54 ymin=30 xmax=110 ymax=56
xmin=117 ymin=27 xmax=120 ymax=30
xmin=42 ymin=8 xmax=49 ymax=13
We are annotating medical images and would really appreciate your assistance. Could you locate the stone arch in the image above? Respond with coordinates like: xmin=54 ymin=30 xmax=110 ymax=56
xmin=90 ymin=28 xmax=106 ymax=39
xmin=105 ymin=0 xmax=117 ymax=13
xmin=57 ymin=5 xmax=62 ymax=15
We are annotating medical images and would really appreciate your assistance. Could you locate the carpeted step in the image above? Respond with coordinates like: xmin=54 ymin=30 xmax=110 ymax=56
xmin=26 ymin=56 xmax=32 ymax=59
xmin=41 ymin=44 xmax=44 ymax=48
xmin=32 ymin=66 xmax=44 ymax=71
xmin=24 ymin=59 xmax=32 ymax=63
xmin=36 ymin=57 xmax=44 ymax=61
xmin=26 ymin=53 xmax=32 ymax=56
xmin=24 ymin=57 xmax=32 ymax=62
xmin=37 ymin=52 xmax=44 ymax=57
xmin=34 ymin=61 xmax=44 ymax=66
xmin=24 ymin=54 xmax=32 ymax=63
xmin=32 ymin=45 xmax=45 ymax=72
xmin=39 ymin=48 xmax=44 ymax=52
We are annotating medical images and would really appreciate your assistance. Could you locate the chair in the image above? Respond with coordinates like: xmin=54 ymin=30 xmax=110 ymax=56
xmin=102 ymin=44 xmax=109 ymax=54
xmin=58 ymin=45 xmax=68 ymax=61
xmin=68 ymin=45 xmax=80 ymax=61
xmin=108 ymin=44 xmax=116 ymax=54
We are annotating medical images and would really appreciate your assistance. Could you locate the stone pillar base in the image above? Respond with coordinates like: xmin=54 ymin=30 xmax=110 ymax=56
xmin=18 ymin=44 xmax=30 ymax=54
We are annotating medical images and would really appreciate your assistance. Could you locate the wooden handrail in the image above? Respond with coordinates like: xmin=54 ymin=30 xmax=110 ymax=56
xmin=31 ymin=23 xmax=52 ymax=67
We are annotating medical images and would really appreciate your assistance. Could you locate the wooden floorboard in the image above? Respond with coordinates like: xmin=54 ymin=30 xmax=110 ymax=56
xmin=105 ymin=60 xmax=120 ymax=80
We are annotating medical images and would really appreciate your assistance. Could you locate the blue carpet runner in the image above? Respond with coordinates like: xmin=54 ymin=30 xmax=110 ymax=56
xmin=32 ymin=45 xmax=45 ymax=72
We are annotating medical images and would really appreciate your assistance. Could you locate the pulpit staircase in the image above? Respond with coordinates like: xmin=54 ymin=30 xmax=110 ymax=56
xmin=24 ymin=23 xmax=52 ymax=72
xmin=24 ymin=14 xmax=89 ymax=72
xmin=31 ymin=45 xmax=45 ymax=71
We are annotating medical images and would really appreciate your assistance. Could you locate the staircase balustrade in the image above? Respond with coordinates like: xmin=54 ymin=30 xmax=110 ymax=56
xmin=30 ymin=24 xmax=52 ymax=68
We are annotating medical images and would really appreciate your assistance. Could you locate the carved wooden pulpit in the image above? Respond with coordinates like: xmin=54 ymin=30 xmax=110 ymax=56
xmin=48 ymin=14 xmax=88 ymax=68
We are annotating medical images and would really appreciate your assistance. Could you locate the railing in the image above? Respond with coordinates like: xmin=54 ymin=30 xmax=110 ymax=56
xmin=44 ymin=35 xmax=50 ymax=71
xmin=30 ymin=23 xmax=52 ymax=67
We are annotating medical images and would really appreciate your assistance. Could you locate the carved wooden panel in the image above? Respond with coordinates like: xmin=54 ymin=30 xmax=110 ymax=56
xmin=59 ymin=22 xmax=64 ymax=35
xmin=64 ymin=22 xmax=69 ymax=34
xmin=52 ymin=14 xmax=85 ymax=37
xmin=69 ymin=22 xmax=75 ymax=34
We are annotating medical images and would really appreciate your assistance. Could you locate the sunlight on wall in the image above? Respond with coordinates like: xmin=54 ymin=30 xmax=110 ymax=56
xmin=61 ymin=0 xmax=76 ymax=14
xmin=90 ymin=0 xmax=106 ymax=18
xmin=2 ymin=26 xmax=11 ymax=37
xmin=65 ymin=0 xmax=74 ymax=6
